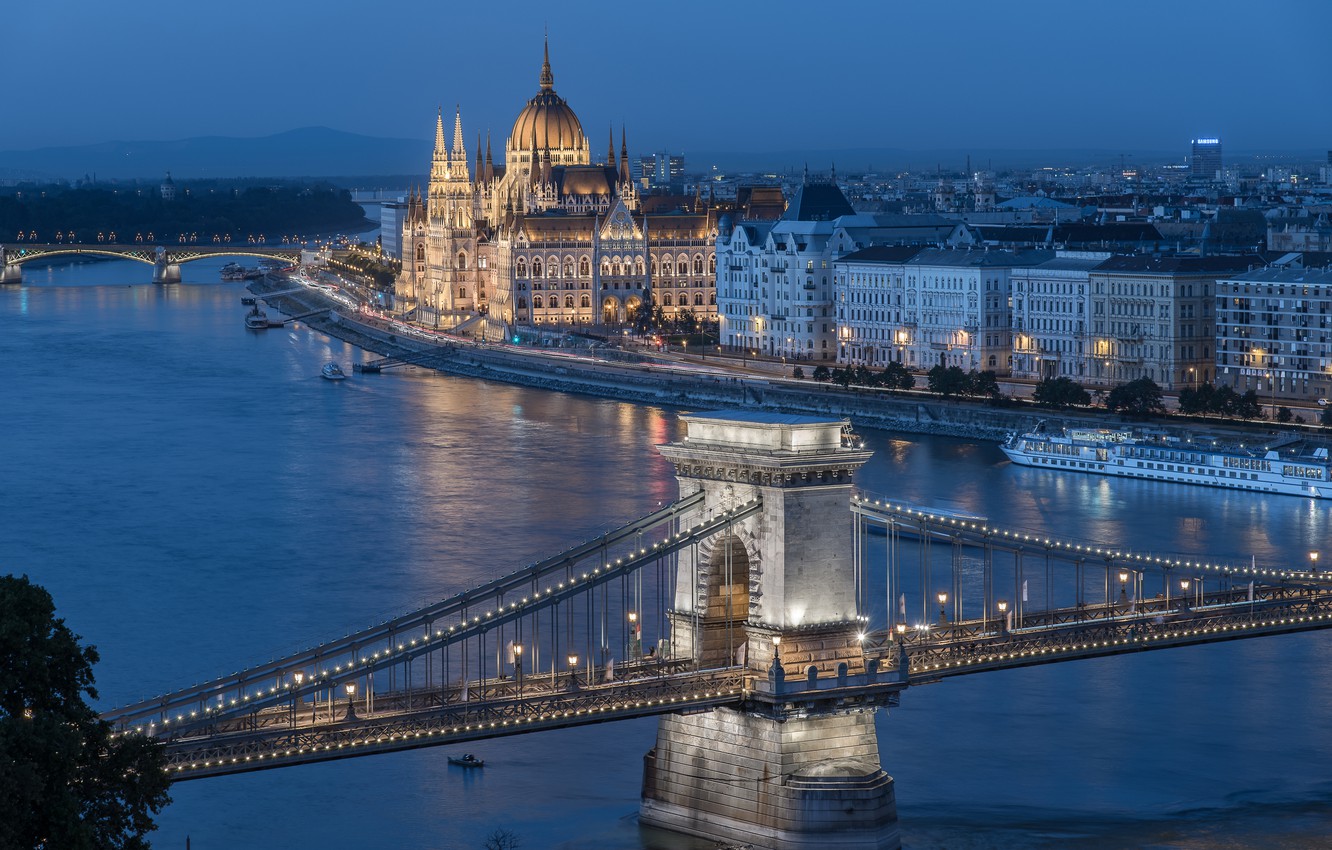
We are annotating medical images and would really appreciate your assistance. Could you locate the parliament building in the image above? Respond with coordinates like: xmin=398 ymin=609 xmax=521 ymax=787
xmin=396 ymin=41 xmax=719 ymax=333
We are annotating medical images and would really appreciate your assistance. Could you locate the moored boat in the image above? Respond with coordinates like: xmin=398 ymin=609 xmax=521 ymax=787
xmin=447 ymin=753 xmax=484 ymax=768
xmin=321 ymin=362 xmax=347 ymax=381
xmin=245 ymin=304 xmax=269 ymax=329
xmin=1001 ymin=421 xmax=1332 ymax=498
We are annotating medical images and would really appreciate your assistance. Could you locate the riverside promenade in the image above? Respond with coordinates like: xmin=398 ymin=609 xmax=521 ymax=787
xmin=248 ymin=276 xmax=1292 ymax=444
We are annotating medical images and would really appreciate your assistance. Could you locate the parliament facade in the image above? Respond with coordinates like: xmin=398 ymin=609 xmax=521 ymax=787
xmin=396 ymin=41 xmax=719 ymax=332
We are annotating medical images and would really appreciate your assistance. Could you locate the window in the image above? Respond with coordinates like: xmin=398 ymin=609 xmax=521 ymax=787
xmin=579 ymin=257 xmax=590 ymax=276
xmin=663 ymin=293 xmax=674 ymax=306
xmin=533 ymin=258 xmax=543 ymax=277
xmin=564 ymin=257 xmax=574 ymax=277
xmin=415 ymin=244 xmax=425 ymax=261
xmin=457 ymin=252 xmax=467 ymax=270
xmin=516 ymin=259 xmax=527 ymax=278
xmin=580 ymin=294 xmax=590 ymax=308
xmin=693 ymin=255 xmax=704 ymax=275
xmin=517 ymin=297 xmax=527 ymax=309
xmin=564 ymin=295 xmax=574 ymax=308
xmin=694 ymin=293 xmax=704 ymax=306
xmin=533 ymin=296 xmax=544 ymax=308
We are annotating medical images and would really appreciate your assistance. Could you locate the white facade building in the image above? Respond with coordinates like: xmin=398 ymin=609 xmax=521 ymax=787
xmin=834 ymin=247 xmax=1052 ymax=372
xmin=1009 ymin=252 xmax=1110 ymax=381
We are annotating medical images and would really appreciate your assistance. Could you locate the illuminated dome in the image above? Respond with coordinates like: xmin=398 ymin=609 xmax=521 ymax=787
xmin=510 ymin=42 xmax=584 ymax=152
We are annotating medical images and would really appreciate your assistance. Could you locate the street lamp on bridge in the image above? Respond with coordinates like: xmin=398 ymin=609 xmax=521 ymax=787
xmin=567 ymin=653 xmax=579 ymax=689
xmin=996 ymin=600 xmax=1009 ymax=635
xmin=344 ymin=682 xmax=357 ymax=720
xmin=513 ymin=644 xmax=524 ymax=696
xmin=937 ymin=591 xmax=948 ymax=624
xmin=1310 ymin=551 xmax=1320 ymax=574
xmin=1119 ymin=571 xmax=1130 ymax=605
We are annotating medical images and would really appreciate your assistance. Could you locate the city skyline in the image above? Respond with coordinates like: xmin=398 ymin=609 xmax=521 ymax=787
xmin=7 ymin=0 xmax=1329 ymax=160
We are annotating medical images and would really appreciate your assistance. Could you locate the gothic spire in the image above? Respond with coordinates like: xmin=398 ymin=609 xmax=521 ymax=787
xmin=539 ymin=34 xmax=554 ymax=91
xmin=451 ymin=105 xmax=466 ymax=163
xmin=485 ymin=131 xmax=494 ymax=182
xmin=619 ymin=125 xmax=630 ymax=186
xmin=475 ymin=132 xmax=483 ymax=184
xmin=433 ymin=108 xmax=447 ymax=163
xmin=607 ymin=125 xmax=616 ymax=170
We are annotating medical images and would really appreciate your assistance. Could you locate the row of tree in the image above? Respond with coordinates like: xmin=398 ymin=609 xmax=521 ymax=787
xmin=1 ymin=183 xmax=368 ymax=243
xmin=806 ymin=366 xmax=1332 ymax=426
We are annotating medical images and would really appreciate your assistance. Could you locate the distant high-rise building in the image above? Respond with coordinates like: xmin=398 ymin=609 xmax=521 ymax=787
xmin=637 ymin=151 xmax=685 ymax=192
xmin=1190 ymin=138 xmax=1222 ymax=181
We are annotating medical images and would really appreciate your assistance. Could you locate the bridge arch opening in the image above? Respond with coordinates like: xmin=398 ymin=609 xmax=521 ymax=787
xmin=701 ymin=532 xmax=750 ymax=668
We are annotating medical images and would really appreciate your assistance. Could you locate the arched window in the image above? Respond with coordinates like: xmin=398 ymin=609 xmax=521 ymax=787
xmin=457 ymin=252 xmax=467 ymax=269
xmin=517 ymin=258 xmax=527 ymax=278
xmin=533 ymin=258 xmax=543 ymax=277
xmin=601 ymin=259 xmax=611 ymax=276
xmin=677 ymin=257 xmax=688 ymax=275
xmin=660 ymin=258 xmax=671 ymax=276
xmin=694 ymin=293 xmax=703 ymax=306
xmin=548 ymin=256 xmax=559 ymax=277
xmin=663 ymin=293 xmax=674 ymax=307
xmin=693 ymin=255 xmax=704 ymax=275
xmin=650 ymin=256 xmax=659 ymax=276
xmin=708 ymin=254 xmax=716 ymax=274
xmin=533 ymin=296 xmax=544 ymax=309
xmin=579 ymin=257 xmax=590 ymax=276
xmin=563 ymin=257 xmax=574 ymax=277
xmin=415 ymin=244 xmax=425 ymax=261
xmin=613 ymin=261 xmax=623 ymax=276
xmin=517 ymin=297 xmax=527 ymax=309
xmin=580 ymin=294 xmax=590 ymax=308
xmin=709 ymin=292 xmax=716 ymax=305
xmin=635 ymin=257 xmax=644 ymax=276
xmin=561 ymin=295 xmax=572 ymax=308
xmin=459 ymin=287 xmax=467 ymax=298
xmin=988 ymin=355 xmax=997 ymax=367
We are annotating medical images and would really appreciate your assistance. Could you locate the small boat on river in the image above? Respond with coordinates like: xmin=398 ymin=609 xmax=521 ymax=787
xmin=448 ymin=753 xmax=484 ymax=768
xmin=245 ymin=304 xmax=269 ymax=329
xmin=321 ymin=362 xmax=347 ymax=381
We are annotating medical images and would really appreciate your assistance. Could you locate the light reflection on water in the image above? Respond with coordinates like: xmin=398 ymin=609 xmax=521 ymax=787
xmin=3 ymin=261 xmax=1331 ymax=848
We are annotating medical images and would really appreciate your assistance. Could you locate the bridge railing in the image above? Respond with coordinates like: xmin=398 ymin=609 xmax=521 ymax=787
xmin=107 ymin=497 xmax=762 ymax=738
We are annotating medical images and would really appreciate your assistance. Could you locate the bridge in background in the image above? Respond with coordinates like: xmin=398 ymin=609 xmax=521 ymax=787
xmin=104 ymin=413 xmax=1332 ymax=850
xmin=1 ymin=244 xmax=301 ymax=284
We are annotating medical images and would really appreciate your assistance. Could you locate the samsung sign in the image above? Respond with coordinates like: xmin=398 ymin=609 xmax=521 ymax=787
xmin=1194 ymin=138 xmax=1220 ymax=145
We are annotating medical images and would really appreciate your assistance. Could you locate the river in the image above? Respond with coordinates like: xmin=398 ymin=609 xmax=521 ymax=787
xmin=3 ymin=257 xmax=1331 ymax=849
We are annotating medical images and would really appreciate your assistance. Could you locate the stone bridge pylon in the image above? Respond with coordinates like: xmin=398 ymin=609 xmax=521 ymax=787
xmin=641 ymin=411 xmax=899 ymax=850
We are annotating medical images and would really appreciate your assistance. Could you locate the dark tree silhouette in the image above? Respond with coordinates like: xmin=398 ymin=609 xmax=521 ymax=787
xmin=0 ymin=575 xmax=170 ymax=850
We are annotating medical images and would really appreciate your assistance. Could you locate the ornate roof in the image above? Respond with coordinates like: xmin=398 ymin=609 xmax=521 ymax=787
xmin=510 ymin=41 xmax=584 ymax=153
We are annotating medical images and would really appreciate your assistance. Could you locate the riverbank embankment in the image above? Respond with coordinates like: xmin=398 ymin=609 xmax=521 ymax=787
xmin=250 ymin=276 xmax=1293 ymax=444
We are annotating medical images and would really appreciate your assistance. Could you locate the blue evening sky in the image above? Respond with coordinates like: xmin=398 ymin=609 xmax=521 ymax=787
xmin=7 ymin=0 xmax=1328 ymax=155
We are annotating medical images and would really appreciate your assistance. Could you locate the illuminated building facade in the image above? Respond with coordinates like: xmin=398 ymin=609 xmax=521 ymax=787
xmin=397 ymin=41 xmax=717 ymax=331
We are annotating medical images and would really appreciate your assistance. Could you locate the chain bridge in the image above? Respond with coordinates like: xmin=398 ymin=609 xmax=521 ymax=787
xmin=0 ymin=244 xmax=301 ymax=283
xmin=104 ymin=412 xmax=1332 ymax=850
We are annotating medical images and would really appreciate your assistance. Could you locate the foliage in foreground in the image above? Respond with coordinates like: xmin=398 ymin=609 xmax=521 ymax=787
xmin=0 ymin=575 xmax=171 ymax=849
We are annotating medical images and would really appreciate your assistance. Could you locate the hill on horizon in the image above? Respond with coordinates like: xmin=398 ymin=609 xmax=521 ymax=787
xmin=2 ymin=128 xmax=1324 ymax=182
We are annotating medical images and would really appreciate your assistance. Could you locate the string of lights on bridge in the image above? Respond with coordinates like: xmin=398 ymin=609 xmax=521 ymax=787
xmin=854 ymin=497 xmax=1321 ymax=582
xmin=906 ymin=611 xmax=1332 ymax=676
xmin=162 ymin=687 xmax=743 ymax=776
xmin=114 ymin=503 xmax=760 ymax=734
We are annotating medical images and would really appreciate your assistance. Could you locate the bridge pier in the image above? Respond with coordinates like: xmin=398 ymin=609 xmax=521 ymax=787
xmin=151 ymin=247 xmax=180 ymax=284
xmin=0 ymin=248 xmax=20 ymax=284
xmin=642 ymin=412 xmax=899 ymax=850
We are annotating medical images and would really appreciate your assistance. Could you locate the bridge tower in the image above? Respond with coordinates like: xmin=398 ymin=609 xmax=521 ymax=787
xmin=642 ymin=411 xmax=900 ymax=850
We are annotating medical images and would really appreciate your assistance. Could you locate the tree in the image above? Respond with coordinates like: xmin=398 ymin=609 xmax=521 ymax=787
xmin=880 ymin=361 xmax=915 ymax=390
xmin=967 ymin=369 xmax=1001 ymax=399
xmin=1105 ymin=377 xmax=1165 ymax=417
xmin=1322 ymin=405 xmax=1332 ymax=429
xmin=1178 ymin=382 xmax=1216 ymax=415
xmin=792 ymin=365 xmax=805 ymax=379
xmin=1234 ymin=389 xmax=1263 ymax=420
xmin=927 ymin=365 xmax=969 ymax=397
xmin=0 ymin=575 xmax=170 ymax=850
xmin=1277 ymin=406 xmax=1294 ymax=424
xmin=1033 ymin=377 xmax=1091 ymax=409
xmin=812 ymin=365 xmax=831 ymax=382
xmin=483 ymin=828 xmax=522 ymax=850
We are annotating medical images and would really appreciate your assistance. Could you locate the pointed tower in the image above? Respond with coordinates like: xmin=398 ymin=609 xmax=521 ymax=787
xmin=619 ymin=125 xmax=631 ymax=187
xmin=608 ymin=125 xmax=617 ymax=170
xmin=428 ymin=108 xmax=449 ymax=220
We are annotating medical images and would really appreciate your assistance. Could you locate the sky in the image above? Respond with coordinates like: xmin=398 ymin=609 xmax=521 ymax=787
xmin=5 ymin=0 xmax=1329 ymax=159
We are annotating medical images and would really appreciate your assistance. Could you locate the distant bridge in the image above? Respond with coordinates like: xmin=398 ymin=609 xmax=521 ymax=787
xmin=0 ymin=244 xmax=301 ymax=284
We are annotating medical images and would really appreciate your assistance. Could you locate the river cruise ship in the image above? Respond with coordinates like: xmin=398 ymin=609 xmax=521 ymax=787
xmin=1001 ymin=423 xmax=1332 ymax=498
